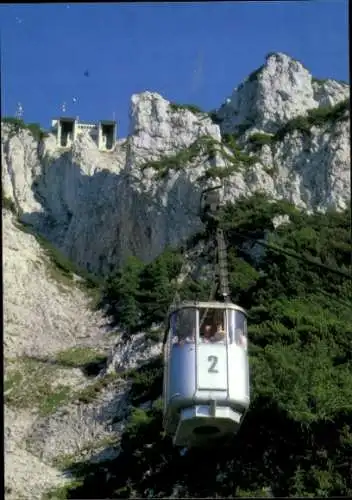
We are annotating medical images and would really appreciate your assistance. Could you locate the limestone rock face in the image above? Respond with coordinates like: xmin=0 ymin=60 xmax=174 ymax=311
xmin=2 ymin=51 xmax=351 ymax=500
xmin=3 ymin=211 xmax=125 ymax=499
xmin=217 ymin=52 xmax=349 ymax=134
xmin=250 ymin=118 xmax=350 ymax=212
xmin=2 ymin=53 xmax=350 ymax=275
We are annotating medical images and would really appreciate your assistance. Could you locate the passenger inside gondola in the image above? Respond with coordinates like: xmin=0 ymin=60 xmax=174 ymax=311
xmin=214 ymin=322 xmax=226 ymax=342
xmin=201 ymin=324 xmax=213 ymax=342
xmin=200 ymin=309 xmax=227 ymax=342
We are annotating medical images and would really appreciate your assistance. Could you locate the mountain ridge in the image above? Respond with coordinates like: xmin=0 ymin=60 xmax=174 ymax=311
xmin=3 ymin=51 xmax=351 ymax=499
xmin=2 ymin=52 xmax=350 ymax=277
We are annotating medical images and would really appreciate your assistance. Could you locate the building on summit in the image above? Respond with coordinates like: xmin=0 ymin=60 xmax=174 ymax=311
xmin=51 ymin=117 xmax=117 ymax=151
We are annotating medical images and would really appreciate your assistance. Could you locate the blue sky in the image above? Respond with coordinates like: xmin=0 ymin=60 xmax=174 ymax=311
xmin=0 ymin=1 xmax=349 ymax=138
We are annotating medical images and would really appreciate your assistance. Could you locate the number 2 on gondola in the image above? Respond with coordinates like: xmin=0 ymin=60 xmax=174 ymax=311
xmin=208 ymin=355 xmax=218 ymax=373
xmin=197 ymin=346 xmax=227 ymax=390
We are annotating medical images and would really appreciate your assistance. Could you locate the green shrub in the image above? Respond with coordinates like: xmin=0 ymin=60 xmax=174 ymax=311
xmin=248 ymin=132 xmax=274 ymax=150
xmin=2 ymin=191 xmax=17 ymax=214
xmin=275 ymin=115 xmax=312 ymax=140
xmin=2 ymin=116 xmax=49 ymax=141
xmin=124 ymin=357 xmax=164 ymax=405
xmin=222 ymin=133 xmax=242 ymax=151
xmin=312 ymin=77 xmax=329 ymax=84
xmin=307 ymin=99 xmax=349 ymax=124
xmin=199 ymin=164 xmax=240 ymax=181
xmin=62 ymin=195 xmax=352 ymax=499
xmin=185 ymin=230 xmax=207 ymax=249
xmin=274 ymin=99 xmax=349 ymax=141
xmin=141 ymin=138 xmax=204 ymax=179
xmin=4 ymin=357 xmax=71 ymax=416
xmin=141 ymin=133 xmax=258 ymax=181
xmin=236 ymin=122 xmax=253 ymax=136
xmin=138 ymin=250 xmax=183 ymax=325
xmin=102 ymin=248 xmax=183 ymax=332
xmin=42 ymin=481 xmax=83 ymax=500
xmin=102 ymin=255 xmax=145 ymax=331
xmin=55 ymin=347 xmax=106 ymax=368
xmin=73 ymin=373 xmax=118 ymax=404
xmin=2 ymin=117 xmax=25 ymax=128
xmin=169 ymin=103 xmax=204 ymax=114
xmin=145 ymin=327 xmax=163 ymax=343
xmin=15 ymin=221 xmax=101 ymax=292
xmin=208 ymin=110 xmax=223 ymax=125
xmin=216 ymin=133 xmax=259 ymax=173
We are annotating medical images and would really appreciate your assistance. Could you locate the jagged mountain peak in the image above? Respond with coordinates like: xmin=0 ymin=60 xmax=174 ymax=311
xmin=1 ymin=53 xmax=350 ymax=275
xmin=217 ymin=52 xmax=349 ymax=135
xmin=3 ymin=50 xmax=351 ymax=499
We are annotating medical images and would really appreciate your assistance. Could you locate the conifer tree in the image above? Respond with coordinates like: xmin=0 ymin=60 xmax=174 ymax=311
xmin=106 ymin=256 xmax=144 ymax=332
xmin=139 ymin=255 xmax=174 ymax=325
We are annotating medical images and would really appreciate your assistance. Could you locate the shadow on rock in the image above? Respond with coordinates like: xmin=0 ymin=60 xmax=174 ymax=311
xmin=20 ymin=148 xmax=204 ymax=278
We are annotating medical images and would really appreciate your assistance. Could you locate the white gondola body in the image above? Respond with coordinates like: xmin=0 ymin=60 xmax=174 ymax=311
xmin=163 ymin=301 xmax=250 ymax=448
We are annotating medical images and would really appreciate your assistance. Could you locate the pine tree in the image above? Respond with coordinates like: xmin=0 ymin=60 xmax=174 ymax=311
xmin=106 ymin=256 xmax=144 ymax=332
xmin=139 ymin=255 xmax=175 ymax=325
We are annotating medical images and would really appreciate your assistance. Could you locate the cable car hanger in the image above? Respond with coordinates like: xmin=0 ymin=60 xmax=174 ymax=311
xmin=164 ymin=182 xmax=236 ymax=345
xmin=162 ymin=183 xmax=251 ymax=449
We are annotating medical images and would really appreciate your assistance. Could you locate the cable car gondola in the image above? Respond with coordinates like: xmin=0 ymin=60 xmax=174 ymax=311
xmin=162 ymin=186 xmax=250 ymax=449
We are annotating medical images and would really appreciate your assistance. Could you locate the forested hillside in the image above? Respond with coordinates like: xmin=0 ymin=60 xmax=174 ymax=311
xmin=50 ymin=193 xmax=352 ymax=499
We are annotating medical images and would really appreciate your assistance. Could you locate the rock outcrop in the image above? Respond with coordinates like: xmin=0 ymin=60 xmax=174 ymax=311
xmin=217 ymin=52 xmax=349 ymax=134
xmin=4 ymin=210 xmax=161 ymax=499
xmin=2 ymin=51 xmax=350 ymax=499
xmin=3 ymin=210 xmax=108 ymax=359
xmin=2 ymin=53 xmax=350 ymax=275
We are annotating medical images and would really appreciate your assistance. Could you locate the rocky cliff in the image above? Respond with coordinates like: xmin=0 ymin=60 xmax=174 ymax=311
xmin=3 ymin=211 xmax=161 ymax=499
xmin=2 ymin=52 xmax=350 ymax=276
xmin=3 ymin=52 xmax=351 ymax=499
